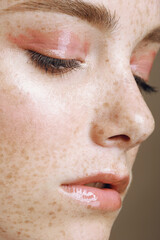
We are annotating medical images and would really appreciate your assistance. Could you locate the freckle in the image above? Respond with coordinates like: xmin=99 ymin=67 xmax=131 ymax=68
xmin=49 ymin=201 xmax=56 ymax=206
xmin=41 ymin=27 xmax=46 ymax=31
xmin=74 ymin=127 xmax=79 ymax=134
xmin=0 ymin=181 xmax=5 ymax=187
xmin=37 ymin=166 xmax=45 ymax=173
xmin=57 ymin=206 xmax=62 ymax=212
xmin=14 ymin=204 xmax=20 ymax=208
xmin=49 ymin=211 xmax=55 ymax=215
xmin=6 ymin=173 xmax=12 ymax=179
xmin=17 ymin=232 xmax=21 ymax=235
xmin=51 ymin=162 xmax=58 ymax=168
xmin=92 ymin=123 xmax=98 ymax=130
xmin=25 ymin=220 xmax=32 ymax=223
xmin=31 ymin=181 xmax=37 ymax=185
xmin=21 ymin=149 xmax=26 ymax=155
xmin=49 ymin=222 xmax=53 ymax=227
xmin=21 ymin=184 xmax=27 ymax=189
xmin=103 ymin=102 xmax=109 ymax=108
xmin=6 ymin=195 xmax=13 ymax=200
xmin=94 ymin=108 xmax=98 ymax=113
xmin=98 ymin=129 xmax=104 ymax=135
xmin=87 ymin=205 xmax=92 ymax=210
xmin=28 ymin=207 xmax=35 ymax=212
xmin=113 ymin=81 xmax=118 ymax=86
xmin=25 ymin=156 xmax=29 ymax=160
xmin=112 ymin=113 xmax=118 ymax=120
xmin=60 ymin=230 xmax=66 ymax=236
xmin=15 ymin=211 xmax=21 ymax=214
xmin=33 ymin=174 xmax=38 ymax=177
xmin=24 ymin=234 xmax=30 ymax=238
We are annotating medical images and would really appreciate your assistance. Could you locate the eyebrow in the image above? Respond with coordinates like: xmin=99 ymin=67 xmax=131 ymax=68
xmin=1 ymin=0 xmax=118 ymax=32
xmin=2 ymin=1 xmax=160 ymax=45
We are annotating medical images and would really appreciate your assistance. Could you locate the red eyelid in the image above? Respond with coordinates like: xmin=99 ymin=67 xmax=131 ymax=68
xmin=130 ymin=51 xmax=156 ymax=82
xmin=8 ymin=28 xmax=90 ymax=61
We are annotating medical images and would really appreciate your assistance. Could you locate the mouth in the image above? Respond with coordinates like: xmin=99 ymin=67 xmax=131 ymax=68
xmin=84 ymin=182 xmax=112 ymax=189
xmin=60 ymin=173 xmax=130 ymax=212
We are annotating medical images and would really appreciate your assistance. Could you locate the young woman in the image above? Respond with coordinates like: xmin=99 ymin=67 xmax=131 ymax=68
xmin=0 ymin=0 xmax=159 ymax=239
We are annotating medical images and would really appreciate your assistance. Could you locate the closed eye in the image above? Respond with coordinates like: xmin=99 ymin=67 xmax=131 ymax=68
xmin=27 ymin=50 xmax=157 ymax=94
xmin=27 ymin=50 xmax=81 ymax=75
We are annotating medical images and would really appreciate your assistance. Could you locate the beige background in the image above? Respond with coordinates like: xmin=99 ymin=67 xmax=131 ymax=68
xmin=111 ymin=51 xmax=160 ymax=240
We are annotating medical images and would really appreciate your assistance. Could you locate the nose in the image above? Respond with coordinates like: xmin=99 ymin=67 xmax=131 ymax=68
xmin=90 ymin=75 xmax=155 ymax=150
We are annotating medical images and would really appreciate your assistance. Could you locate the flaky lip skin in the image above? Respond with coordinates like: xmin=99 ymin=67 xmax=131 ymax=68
xmin=61 ymin=173 xmax=130 ymax=194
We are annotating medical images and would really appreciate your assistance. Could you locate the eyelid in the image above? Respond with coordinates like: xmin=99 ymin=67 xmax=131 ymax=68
xmin=8 ymin=29 xmax=90 ymax=61
xmin=26 ymin=48 xmax=157 ymax=94
xmin=131 ymin=51 xmax=156 ymax=82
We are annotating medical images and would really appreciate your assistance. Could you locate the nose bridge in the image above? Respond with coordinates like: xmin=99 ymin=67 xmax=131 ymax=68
xmin=91 ymin=73 xmax=155 ymax=149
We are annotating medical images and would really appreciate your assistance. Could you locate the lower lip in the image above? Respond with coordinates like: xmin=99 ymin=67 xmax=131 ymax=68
xmin=60 ymin=185 xmax=121 ymax=211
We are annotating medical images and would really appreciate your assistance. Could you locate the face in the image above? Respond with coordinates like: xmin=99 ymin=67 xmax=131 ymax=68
xmin=0 ymin=0 xmax=160 ymax=239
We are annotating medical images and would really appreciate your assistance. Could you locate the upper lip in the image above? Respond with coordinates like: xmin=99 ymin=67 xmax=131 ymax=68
xmin=62 ymin=173 xmax=130 ymax=194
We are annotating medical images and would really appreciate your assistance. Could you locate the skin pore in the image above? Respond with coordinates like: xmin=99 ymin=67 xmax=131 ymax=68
xmin=0 ymin=0 xmax=160 ymax=240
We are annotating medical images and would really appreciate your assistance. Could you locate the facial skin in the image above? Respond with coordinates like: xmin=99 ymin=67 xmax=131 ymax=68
xmin=0 ymin=0 xmax=159 ymax=239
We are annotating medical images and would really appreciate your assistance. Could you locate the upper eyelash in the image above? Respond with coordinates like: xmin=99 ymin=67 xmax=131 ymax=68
xmin=27 ymin=50 xmax=157 ymax=94
xmin=27 ymin=50 xmax=81 ymax=75
xmin=134 ymin=75 xmax=157 ymax=94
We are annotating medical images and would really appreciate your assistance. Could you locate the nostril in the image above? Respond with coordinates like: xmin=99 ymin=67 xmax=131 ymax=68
xmin=108 ymin=135 xmax=130 ymax=142
xmin=90 ymin=124 xmax=131 ymax=148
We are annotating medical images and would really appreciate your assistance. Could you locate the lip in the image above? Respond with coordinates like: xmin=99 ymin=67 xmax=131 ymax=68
xmin=60 ymin=173 xmax=130 ymax=212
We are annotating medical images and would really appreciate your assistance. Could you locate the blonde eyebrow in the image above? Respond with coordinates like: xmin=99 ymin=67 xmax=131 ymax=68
xmin=144 ymin=26 xmax=160 ymax=43
xmin=1 ymin=0 xmax=118 ymax=32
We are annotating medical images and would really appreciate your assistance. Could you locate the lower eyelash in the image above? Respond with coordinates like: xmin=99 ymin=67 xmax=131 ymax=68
xmin=134 ymin=75 xmax=157 ymax=93
xmin=27 ymin=50 xmax=81 ymax=75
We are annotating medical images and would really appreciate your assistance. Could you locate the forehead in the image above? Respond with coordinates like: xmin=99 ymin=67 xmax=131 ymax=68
xmin=2 ymin=0 xmax=160 ymax=22
xmin=88 ymin=0 xmax=160 ymax=30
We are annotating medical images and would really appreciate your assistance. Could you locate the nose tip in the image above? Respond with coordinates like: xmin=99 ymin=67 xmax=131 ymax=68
xmin=90 ymin=101 xmax=155 ymax=150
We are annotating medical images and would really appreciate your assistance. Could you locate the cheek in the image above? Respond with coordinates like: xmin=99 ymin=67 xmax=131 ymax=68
xmin=0 ymin=83 xmax=81 ymax=226
xmin=0 ymin=88 xmax=74 ymax=147
xmin=0 ymin=83 xmax=84 ymax=185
